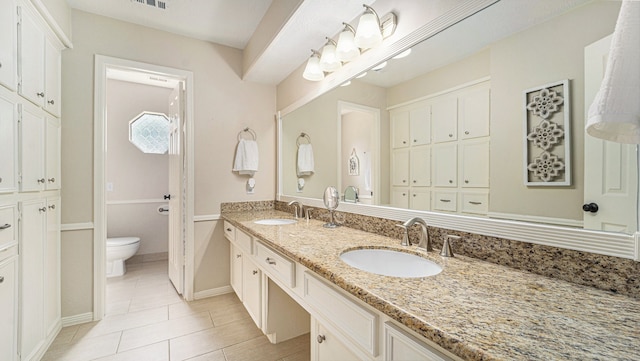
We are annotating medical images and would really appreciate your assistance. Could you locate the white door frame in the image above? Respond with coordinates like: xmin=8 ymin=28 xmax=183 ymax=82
xmin=93 ymin=55 xmax=195 ymax=320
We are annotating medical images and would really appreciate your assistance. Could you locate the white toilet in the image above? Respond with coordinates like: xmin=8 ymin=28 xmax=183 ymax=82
xmin=106 ymin=237 xmax=141 ymax=277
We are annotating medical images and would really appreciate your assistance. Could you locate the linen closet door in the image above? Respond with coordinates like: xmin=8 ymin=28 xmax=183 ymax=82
xmin=168 ymin=82 xmax=185 ymax=295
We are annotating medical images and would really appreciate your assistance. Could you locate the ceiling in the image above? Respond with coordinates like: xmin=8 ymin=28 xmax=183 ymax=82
xmin=64 ymin=0 xmax=372 ymax=85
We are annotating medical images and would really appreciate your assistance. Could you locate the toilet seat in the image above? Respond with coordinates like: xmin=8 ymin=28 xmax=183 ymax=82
xmin=107 ymin=237 xmax=140 ymax=246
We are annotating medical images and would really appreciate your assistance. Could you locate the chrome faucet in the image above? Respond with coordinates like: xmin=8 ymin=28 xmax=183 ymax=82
xmin=287 ymin=200 xmax=304 ymax=219
xmin=396 ymin=217 xmax=432 ymax=251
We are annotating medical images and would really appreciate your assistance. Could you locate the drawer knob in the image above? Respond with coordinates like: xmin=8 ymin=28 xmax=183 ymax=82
xmin=48 ymin=178 xmax=56 ymax=183
xmin=49 ymin=204 xmax=56 ymax=210
xmin=226 ymin=228 xmax=232 ymax=232
xmin=266 ymin=257 xmax=276 ymax=265
xmin=252 ymin=270 xmax=258 ymax=275
xmin=0 ymin=224 xmax=11 ymax=230
xmin=465 ymin=130 xmax=470 ymax=135
xmin=449 ymin=133 xmax=453 ymax=137
xmin=317 ymin=335 xmax=326 ymax=344
xmin=37 ymin=178 xmax=46 ymax=183
xmin=37 ymin=92 xmax=45 ymax=98
xmin=449 ymin=180 xmax=453 ymax=184
xmin=39 ymin=207 xmax=47 ymax=212
xmin=402 ymin=140 xmax=406 ymax=144
xmin=464 ymin=180 xmax=469 ymax=184
xmin=48 ymin=99 xmax=55 ymax=105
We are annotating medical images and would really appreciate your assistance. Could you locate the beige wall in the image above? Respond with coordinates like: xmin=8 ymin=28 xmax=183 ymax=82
xmin=106 ymin=80 xmax=170 ymax=255
xmin=282 ymin=80 xmax=388 ymax=199
xmin=61 ymin=10 xmax=276 ymax=317
xmin=36 ymin=0 xmax=73 ymax=41
xmin=341 ymin=111 xmax=376 ymax=204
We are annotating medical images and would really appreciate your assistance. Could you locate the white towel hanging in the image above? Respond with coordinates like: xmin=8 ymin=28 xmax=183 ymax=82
xmin=233 ymin=139 xmax=259 ymax=175
xmin=297 ymin=143 xmax=315 ymax=176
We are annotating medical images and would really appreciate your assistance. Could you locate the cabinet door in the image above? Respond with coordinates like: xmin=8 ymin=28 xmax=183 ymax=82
xmin=20 ymin=199 xmax=46 ymax=361
xmin=312 ymin=318 xmax=361 ymax=361
xmin=242 ymin=257 xmax=261 ymax=328
xmin=410 ymin=189 xmax=430 ymax=211
xmin=18 ymin=6 xmax=45 ymax=107
xmin=431 ymin=96 xmax=457 ymax=143
xmin=44 ymin=197 xmax=60 ymax=337
xmin=391 ymin=110 xmax=410 ymax=148
xmin=410 ymin=146 xmax=430 ymax=186
xmin=44 ymin=39 xmax=61 ymax=117
xmin=0 ymin=0 xmax=18 ymax=91
xmin=19 ymin=105 xmax=45 ymax=191
xmin=385 ymin=322 xmax=453 ymax=361
xmin=391 ymin=149 xmax=409 ymax=186
xmin=0 ymin=95 xmax=17 ymax=193
xmin=45 ymin=116 xmax=60 ymax=189
xmin=409 ymin=105 xmax=430 ymax=146
xmin=391 ymin=188 xmax=409 ymax=209
xmin=432 ymin=144 xmax=457 ymax=187
xmin=459 ymin=85 xmax=490 ymax=140
xmin=460 ymin=139 xmax=489 ymax=188
xmin=230 ymin=244 xmax=243 ymax=300
xmin=0 ymin=255 xmax=18 ymax=361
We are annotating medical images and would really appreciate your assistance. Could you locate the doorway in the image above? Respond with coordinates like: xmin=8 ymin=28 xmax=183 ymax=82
xmin=94 ymin=55 xmax=195 ymax=321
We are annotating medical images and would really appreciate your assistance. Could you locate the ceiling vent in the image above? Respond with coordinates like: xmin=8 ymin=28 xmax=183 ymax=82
xmin=131 ymin=0 xmax=167 ymax=10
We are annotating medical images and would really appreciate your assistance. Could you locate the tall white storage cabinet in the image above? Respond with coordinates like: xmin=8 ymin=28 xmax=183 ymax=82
xmin=0 ymin=1 xmax=66 ymax=360
xmin=389 ymin=80 xmax=491 ymax=215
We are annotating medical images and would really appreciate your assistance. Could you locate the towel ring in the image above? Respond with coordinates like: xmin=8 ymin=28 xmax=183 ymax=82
xmin=238 ymin=127 xmax=257 ymax=141
xmin=296 ymin=132 xmax=311 ymax=147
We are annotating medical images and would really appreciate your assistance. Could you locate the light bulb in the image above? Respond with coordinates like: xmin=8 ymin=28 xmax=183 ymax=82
xmin=319 ymin=39 xmax=341 ymax=72
xmin=393 ymin=48 xmax=412 ymax=59
xmin=302 ymin=51 xmax=324 ymax=81
xmin=336 ymin=24 xmax=359 ymax=62
xmin=354 ymin=9 xmax=382 ymax=49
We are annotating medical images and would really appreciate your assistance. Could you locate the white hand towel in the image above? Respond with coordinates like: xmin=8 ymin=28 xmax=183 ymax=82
xmin=586 ymin=0 xmax=640 ymax=143
xmin=233 ymin=139 xmax=259 ymax=175
xmin=297 ymin=143 xmax=315 ymax=177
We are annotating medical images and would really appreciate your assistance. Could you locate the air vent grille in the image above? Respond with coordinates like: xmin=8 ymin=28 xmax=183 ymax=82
xmin=131 ymin=0 xmax=167 ymax=10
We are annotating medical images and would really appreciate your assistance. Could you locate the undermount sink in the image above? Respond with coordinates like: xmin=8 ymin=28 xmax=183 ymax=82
xmin=254 ymin=219 xmax=297 ymax=225
xmin=340 ymin=249 xmax=442 ymax=278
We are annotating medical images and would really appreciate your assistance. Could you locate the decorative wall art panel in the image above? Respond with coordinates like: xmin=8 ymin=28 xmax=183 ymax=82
xmin=523 ymin=80 xmax=571 ymax=186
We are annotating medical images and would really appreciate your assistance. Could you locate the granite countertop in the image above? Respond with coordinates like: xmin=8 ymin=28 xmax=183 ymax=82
xmin=222 ymin=209 xmax=640 ymax=361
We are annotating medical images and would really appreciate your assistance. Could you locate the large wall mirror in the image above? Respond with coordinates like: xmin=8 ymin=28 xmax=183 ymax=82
xmin=280 ymin=0 xmax=639 ymax=240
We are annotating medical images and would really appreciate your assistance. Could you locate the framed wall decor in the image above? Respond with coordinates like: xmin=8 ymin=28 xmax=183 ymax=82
xmin=523 ymin=79 xmax=571 ymax=186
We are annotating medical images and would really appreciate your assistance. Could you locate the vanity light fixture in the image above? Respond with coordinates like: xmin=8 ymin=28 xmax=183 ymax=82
xmin=354 ymin=4 xmax=397 ymax=49
xmin=341 ymin=80 xmax=351 ymax=87
xmin=319 ymin=38 xmax=342 ymax=72
xmin=393 ymin=48 xmax=412 ymax=59
xmin=336 ymin=23 xmax=360 ymax=62
xmin=302 ymin=49 xmax=324 ymax=81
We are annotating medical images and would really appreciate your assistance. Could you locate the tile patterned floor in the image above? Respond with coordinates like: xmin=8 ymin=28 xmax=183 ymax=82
xmin=43 ymin=260 xmax=310 ymax=361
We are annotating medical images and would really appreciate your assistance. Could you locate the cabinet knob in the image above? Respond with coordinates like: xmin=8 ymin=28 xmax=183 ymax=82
xmin=413 ymin=194 xmax=416 ymax=197
xmin=448 ymin=133 xmax=453 ymax=137
xmin=402 ymin=180 xmax=406 ymax=183
xmin=582 ymin=203 xmax=599 ymax=213
xmin=252 ymin=270 xmax=258 ymax=275
xmin=0 ymin=177 xmax=2 ymax=183
xmin=37 ymin=92 xmax=45 ymax=98
xmin=38 ymin=207 xmax=47 ymax=212
xmin=449 ymin=180 xmax=453 ymax=184
xmin=164 ymin=194 xmax=171 ymax=200
xmin=0 ymin=62 xmax=2 ymax=68
xmin=465 ymin=131 xmax=469 ymax=135
xmin=412 ymin=180 xmax=416 ymax=183
xmin=402 ymin=193 xmax=406 ymax=196
xmin=0 ymin=276 xmax=4 ymax=283
xmin=266 ymin=257 xmax=276 ymax=265
xmin=48 ymin=177 xmax=56 ymax=183
xmin=317 ymin=335 xmax=326 ymax=344
xmin=49 ymin=204 xmax=56 ymax=210
xmin=48 ymin=99 xmax=55 ymax=105
xmin=37 ymin=178 xmax=46 ymax=183
xmin=402 ymin=140 xmax=406 ymax=144
xmin=0 ymin=224 xmax=11 ymax=230
xmin=226 ymin=228 xmax=232 ymax=232
xmin=413 ymin=139 xmax=417 ymax=143
xmin=464 ymin=180 xmax=469 ymax=184
xmin=236 ymin=254 xmax=241 ymax=258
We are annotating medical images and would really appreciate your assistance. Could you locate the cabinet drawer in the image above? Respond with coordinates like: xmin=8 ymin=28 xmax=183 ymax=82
xmin=304 ymin=272 xmax=378 ymax=357
xmin=223 ymin=221 xmax=235 ymax=242
xmin=255 ymin=241 xmax=295 ymax=288
xmin=0 ymin=244 xmax=18 ymax=263
xmin=384 ymin=322 xmax=455 ymax=361
xmin=433 ymin=192 xmax=457 ymax=212
xmin=0 ymin=206 xmax=16 ymax=249
xmin=461 ymin=193 xmax=488 ymax=215
xmin=235 ymin=229 xmax=253 ymax=255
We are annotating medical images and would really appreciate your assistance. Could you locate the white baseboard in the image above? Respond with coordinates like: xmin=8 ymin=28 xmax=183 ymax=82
xmin=62 ymin=312 xmax=94 ymax=327
xmin=194 ymin=285 xmax=233 ymax=300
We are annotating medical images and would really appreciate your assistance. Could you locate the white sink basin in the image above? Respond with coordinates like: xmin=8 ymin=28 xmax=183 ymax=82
xmin=340 ymin=249 xmax=442 ymax=278
xmin=254 ymin=219 xmax=297 ymax=225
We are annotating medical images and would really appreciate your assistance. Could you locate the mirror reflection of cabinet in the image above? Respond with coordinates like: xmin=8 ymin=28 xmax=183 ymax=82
xmin=390 ymin=80 xmax=491 ymax=215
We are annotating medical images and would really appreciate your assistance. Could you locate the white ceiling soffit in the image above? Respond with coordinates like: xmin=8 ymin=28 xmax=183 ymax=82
xmin=107 ymin=67 xmax=179 ymax=89
xmin=242 ymin=0 xmax=376 ymax=85
xmin=360 ymin=0 xmax=594 ymax=88
xmin=65 ymin=0 xmax=272 ymax=49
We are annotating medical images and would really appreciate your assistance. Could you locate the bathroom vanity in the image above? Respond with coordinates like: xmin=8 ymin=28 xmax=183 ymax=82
xmin=222 ymin=208 xmax=640 ymax=361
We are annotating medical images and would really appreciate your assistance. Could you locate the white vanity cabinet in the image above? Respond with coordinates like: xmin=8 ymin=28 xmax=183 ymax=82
xmin=44 ymin=197 xmax=61 ymax=337
xmin=19 ymin=103 xmax=45 ymax=192
xmin=0 ymin=245 xmax=18 ymax=361
xmin=391 ymin=101 xmax=431 ymax=149
xmin=311 ymin=317 xmax=361 ymax=361
xmin=18 ymin=4 xmax=62 ymax=117
xmin=0 ymin=91 xmax=18 ymax=193
xmin=0 ymin=0 xmax=18 ymax=91
xmin=242 ymin=256 xmax=262 ymax=328
xmin=385 ymin=322 xmax=454 ymax=361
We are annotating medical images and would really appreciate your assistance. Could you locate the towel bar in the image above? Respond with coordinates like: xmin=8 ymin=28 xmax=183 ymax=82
xmin=296 ymin=132 xmax=311 ymax=147
xmin=238 ymin=127 xmax=257 ymax=141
